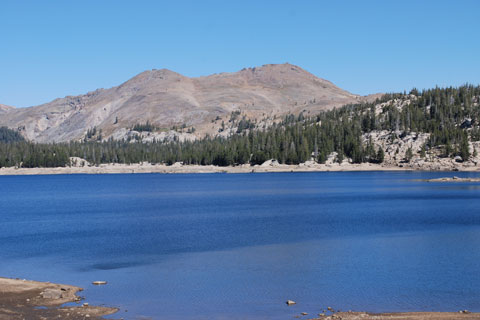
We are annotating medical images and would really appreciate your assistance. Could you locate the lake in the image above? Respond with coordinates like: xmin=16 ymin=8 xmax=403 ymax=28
xmin=1 ymin=171 xmax=480 ymax=319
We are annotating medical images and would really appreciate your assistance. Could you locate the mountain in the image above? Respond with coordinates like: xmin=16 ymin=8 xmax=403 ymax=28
xmin=0 ymin=104 xmax=14 ymax=113
xmin=2 ymin=85 xmax=479 ymax=171
xmin=0 ymin=63 xmax=368 ymax=143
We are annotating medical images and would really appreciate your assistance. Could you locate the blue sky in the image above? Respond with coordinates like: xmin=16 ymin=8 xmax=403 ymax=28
xmin=1 ymin=0 xmax=479 ymax=108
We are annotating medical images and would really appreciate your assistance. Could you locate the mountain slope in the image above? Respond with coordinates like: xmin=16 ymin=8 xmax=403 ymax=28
xmin=0 ymin=63 xmax=364 ymax=142
xmin=0 ymin=104 xmax=14 ymax=113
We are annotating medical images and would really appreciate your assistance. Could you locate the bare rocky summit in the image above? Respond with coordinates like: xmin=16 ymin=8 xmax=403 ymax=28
xmin=0 ymin=63 xmax=366 ymax=142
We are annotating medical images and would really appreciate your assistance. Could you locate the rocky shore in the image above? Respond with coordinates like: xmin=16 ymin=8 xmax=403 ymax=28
xmin=0 ymin=162 xmax=403 ymax=175
xmin=308 ymin=311 xmax=480 ymax=320
xmin=285 ymin=303 xmax=480 ymax=320
xmin=0 ymin=158 xmax=479 ymax=176
xmin=0 ymin=277 xmax=117 ymax=320
xmin=422 ymin=176 xmax=480 ymax=182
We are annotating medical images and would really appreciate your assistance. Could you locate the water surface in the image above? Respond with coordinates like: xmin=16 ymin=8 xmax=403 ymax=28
xmin=1 ymin=171 xmax=480 ymax=319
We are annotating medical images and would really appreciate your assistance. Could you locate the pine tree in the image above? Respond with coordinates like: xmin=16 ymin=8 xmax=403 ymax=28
xmin=376 ymin=147 xmax=385 ymax=163
xmin=405 ymin=147 xmax=413 ymax=163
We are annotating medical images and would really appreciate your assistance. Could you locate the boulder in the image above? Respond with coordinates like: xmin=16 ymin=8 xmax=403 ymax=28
xmin=41 ymin=288 xmax=63 ymax=299
xmin=171 ymin=162 xmax=183 ymax=167
xmin=460 ymin=119 xmax=472 ymax=129
xmin=286 ymin=300 xmax=296 ymax=306
xmin=260 ymin=159 xmax=280 ymax=167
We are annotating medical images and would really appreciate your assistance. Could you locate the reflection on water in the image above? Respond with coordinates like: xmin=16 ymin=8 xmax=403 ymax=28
xmin=0 ymin=171 xmax=480 ymax=319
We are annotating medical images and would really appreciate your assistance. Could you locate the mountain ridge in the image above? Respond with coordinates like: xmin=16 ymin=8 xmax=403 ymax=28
xmin=0 ymin=63 xmax=372 ymax=143
xmin=0 ymin=104 xmax=14 ymax=113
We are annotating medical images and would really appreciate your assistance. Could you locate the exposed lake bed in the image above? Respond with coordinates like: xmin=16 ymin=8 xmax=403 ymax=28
xmin=0 ymin=277 xmax=117 ymax=320
xmin=0 ymin=160 xmax=479 ymax=176
xmin=1 ymin=172 xmax=480 ymax=319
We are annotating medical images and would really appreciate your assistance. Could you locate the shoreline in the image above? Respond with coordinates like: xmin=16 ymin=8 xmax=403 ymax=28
xmin=0 ymin=162 xmax=479 ymax=176
xmin=310 ymin=311 xmax=480 ymax=319
xmin=0 ymin=277 xmax=117 ymax=320
xmin=2 ymin=277 xmax=480 ymax=320
xmin=422 ymin=177 xmax=480 ymax=182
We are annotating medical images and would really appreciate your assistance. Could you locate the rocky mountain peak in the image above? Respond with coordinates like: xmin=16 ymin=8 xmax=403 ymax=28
xmin=0 ymin=64 xmax=364 ymax=143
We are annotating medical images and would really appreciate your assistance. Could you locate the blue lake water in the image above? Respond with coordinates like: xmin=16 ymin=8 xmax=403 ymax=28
xmin=1 ymin=171 xmax=480 ymax=319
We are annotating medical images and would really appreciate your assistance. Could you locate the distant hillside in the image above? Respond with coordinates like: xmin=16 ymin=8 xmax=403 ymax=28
xmin=0 ymin=63 xmax=368 ymax=143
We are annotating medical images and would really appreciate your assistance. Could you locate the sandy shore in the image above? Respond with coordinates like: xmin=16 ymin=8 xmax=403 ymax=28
xmin=1 ymin=161 xmax=479 ymax=176
xmin=0 ymin=277 xmax=117 ymax=320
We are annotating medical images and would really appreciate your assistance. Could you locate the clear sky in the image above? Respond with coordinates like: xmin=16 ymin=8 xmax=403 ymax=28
xmin=1 ymin=0 xmax=479 ymax=108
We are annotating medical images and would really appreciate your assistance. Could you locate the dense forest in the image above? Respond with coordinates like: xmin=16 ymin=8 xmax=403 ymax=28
xmin=0 ymin=85 xmax=479 ymax=168
xmin=0 ymin=127 xmax=25 ymax=143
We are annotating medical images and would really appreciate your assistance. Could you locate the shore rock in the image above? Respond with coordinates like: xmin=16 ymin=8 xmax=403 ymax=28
xmin=41 ymin=288 xmax=63 ymax=299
